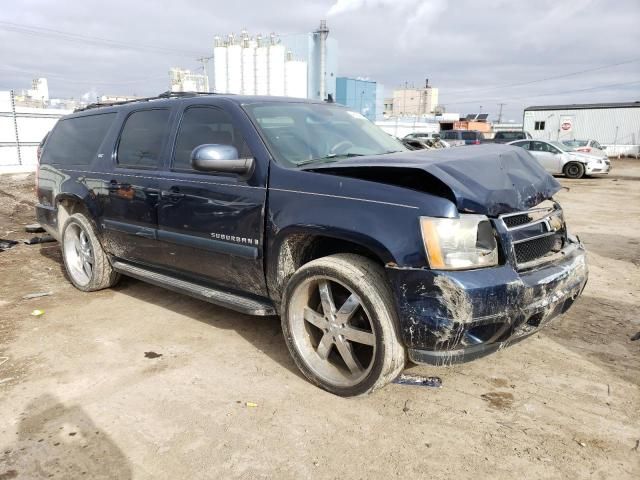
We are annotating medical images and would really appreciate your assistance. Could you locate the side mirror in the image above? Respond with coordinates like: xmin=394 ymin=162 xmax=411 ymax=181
xmin=191 ymin=144 xmax=254 ymax=175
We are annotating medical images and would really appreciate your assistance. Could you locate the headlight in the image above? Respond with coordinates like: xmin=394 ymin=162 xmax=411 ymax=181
xmin=420 ymin=215 xmax=499 ymax=270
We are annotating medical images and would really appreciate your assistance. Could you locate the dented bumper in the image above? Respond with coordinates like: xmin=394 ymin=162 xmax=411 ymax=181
xmin=386 ymin=237 xmax=588 ymax=365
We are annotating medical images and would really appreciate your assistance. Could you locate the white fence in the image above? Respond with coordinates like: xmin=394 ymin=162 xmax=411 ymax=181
xmin=0 ymin=91 xmax=70 ymax=173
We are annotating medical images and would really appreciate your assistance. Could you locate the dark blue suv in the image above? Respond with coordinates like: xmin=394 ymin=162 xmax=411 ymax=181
xmin=36 ymin=92 xmax=588 ymax=396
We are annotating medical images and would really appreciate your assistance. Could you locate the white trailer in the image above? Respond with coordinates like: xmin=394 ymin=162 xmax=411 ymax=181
xmin=523 ymin=102 xmax=640 ymax=158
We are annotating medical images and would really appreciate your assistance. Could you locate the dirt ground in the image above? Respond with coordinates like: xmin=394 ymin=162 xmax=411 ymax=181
xmin=1 ymin=161 xmax=639 ymax=479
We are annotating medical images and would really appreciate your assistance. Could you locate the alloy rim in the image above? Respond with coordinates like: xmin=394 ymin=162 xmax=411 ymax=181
xmin=63 ymin=223 xmax=94 ymax=286
xmin=288 ymin=276 xmax=376 ymax=388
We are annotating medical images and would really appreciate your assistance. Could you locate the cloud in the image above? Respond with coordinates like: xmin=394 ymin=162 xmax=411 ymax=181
xmin=0 ymin=0 xmax=638 ymax=120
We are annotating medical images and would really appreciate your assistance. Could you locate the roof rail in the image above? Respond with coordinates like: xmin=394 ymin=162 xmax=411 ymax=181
xmin=74 ymin=90 xmax=218 ymax=112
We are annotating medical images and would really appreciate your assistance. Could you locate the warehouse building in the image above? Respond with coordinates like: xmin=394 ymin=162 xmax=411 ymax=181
xmin=523 ymin=102 xmax=640 ymax=157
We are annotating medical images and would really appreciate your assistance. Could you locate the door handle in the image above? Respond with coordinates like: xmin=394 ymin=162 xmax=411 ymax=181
xmin=134 ymin=229 xmax=156 ymax=239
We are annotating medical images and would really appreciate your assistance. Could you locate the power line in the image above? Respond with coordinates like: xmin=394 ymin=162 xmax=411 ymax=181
xmin=444 ymin=79 xmax=640 ymax=107
xmin=446 ymin=57 xmax=640 ymax=95
xmin=0 ymin=21 xmax=204 ymax=58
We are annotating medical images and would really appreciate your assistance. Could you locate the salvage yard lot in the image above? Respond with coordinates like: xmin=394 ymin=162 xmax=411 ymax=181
xmin=1 ymin=162 xmax=639 ymax=479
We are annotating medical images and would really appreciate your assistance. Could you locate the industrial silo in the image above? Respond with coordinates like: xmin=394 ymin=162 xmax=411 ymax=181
xmin=241 ymin=33 xmax=256 ymax=95
xmin=213 ymin=36 xmax=228 ymax=93
xmin=285 ymin=57 xmax=308 ymax=99
xmin=227 ymin=34 xmax=243 ymax=94
xmin=255 ymin=35 xmax=269 ymax=96
xmin=268 ymin=34 xmax=285 ymax=96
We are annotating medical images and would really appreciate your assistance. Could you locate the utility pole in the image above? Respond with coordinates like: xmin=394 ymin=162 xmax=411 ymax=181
xmin=197 ymin=56 xmax=213 ymax=92
xmin=497 ymin=103 xmax=506 ymax=123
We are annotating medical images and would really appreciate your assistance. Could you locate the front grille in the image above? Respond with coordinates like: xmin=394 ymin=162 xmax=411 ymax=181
xmin=503 ymin=213 xmax=532 ymax=228
xmin=500 ymin=202 xmax=566 ymax=269
xmin=514 ymin=232 xmax=560 ymax=264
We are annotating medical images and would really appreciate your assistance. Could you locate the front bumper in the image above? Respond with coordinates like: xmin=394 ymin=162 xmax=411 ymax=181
xmin=585 ymin=159 xmax=611 ymax=175
xmin=386 ymin=237 xmax=588 ymax=365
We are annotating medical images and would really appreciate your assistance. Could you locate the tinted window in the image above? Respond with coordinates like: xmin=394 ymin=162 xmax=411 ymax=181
xmin=441 ymin=131 xmax=457 ymax=140
xmin=461 ymin=131 xmax=477 ymax=141
xmin=497 ymin=132 xmax=523 ymax=140
xmin=117 ymin=109 xmax=170 ymax=169
xmin=41 ymin=113 xmax=115 ymax=166
xmin=173 ymin=107 xmax=251 ymax=171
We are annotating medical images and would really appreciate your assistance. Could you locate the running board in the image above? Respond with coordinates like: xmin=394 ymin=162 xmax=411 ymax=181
xmin=112 ymin=260 xmax=276 ymax=316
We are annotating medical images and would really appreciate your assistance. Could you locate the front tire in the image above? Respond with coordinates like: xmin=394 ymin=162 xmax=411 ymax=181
xmin=281 ymin=254 xmax=406 ymax=396
xmin=564 ymin=162 xmax=585 ymax=179
xmin=61 ymin=213 xmax=120 ymax=292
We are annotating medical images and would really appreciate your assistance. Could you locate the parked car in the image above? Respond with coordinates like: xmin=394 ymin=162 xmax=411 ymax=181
xmin=36 ymin=131 xmax=49 ymax=162
xmin=36 ymin=92 xmax=588 ymax=396
xmin=439 ymin=130 xmax=485 ymax=146
xmin=403 ymin=132 xmax=440 ymax=141
xmin=508 ymin=139 xmax=610 ymax=178
xmin=561 ymin=139 xmax=607 ymax=158
xmin=401 ymin=135 xmax=449 ymax=151
xmin=491 ymin=131 xmax=532 ymax=144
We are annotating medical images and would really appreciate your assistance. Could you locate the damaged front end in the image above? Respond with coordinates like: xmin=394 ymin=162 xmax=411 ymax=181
xmin=387 ymin=201 xmax=588 ymax=365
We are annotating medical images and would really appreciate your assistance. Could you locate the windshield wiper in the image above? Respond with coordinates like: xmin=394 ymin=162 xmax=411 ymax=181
xmin=297 ymin=152 xmax=365 ymax=167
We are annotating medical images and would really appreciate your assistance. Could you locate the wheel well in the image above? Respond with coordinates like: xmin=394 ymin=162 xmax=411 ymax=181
xmin=274 ymin=234 xmax=387 ymax=301
xmin=56 ymin=197 xmax=89 ymax=234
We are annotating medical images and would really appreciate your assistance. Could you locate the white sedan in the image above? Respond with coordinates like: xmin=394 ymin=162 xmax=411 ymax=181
xmin=508 ymin=139 xmax=610 ymax=179
xmin=562 ymin=139 xmax=608 ymax=158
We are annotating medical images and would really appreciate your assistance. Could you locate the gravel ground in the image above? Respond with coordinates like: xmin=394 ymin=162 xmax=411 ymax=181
xmin=1 ymin=162 xmax=638 ymax=479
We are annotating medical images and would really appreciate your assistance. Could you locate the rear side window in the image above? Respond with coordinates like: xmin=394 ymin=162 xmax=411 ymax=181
xmin=173 ymin=106 xmax=252 ymax=171
xmin=441 ymin=131 xmax=457 ymax=140
xmin=117 ymin=109 xmax=170 ymax=169
xmin=41 ymin=113 xmax=115 ymax=166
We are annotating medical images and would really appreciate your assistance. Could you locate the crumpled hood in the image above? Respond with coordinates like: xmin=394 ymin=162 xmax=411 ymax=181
xmin=304 ymin=144 xmax=562 ymax=216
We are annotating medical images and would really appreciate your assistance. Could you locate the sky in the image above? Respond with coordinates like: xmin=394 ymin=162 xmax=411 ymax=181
xmin=1 ymin=0 xmax=639 ymax=121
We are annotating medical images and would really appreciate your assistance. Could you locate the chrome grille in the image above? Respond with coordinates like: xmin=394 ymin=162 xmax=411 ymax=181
xmin=503 ymin=213 xmax=532 ymax=228
xmin=500 ymin=201 xmax=566 ymax=269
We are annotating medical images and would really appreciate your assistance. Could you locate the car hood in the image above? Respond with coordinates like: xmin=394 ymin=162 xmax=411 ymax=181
xmin=303 ymin=144 xmax=562 ymax=216
xmin=568 ymin=151 xmax=605 ymax=161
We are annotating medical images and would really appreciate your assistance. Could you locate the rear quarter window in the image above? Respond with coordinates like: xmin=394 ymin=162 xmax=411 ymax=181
xmin=117 ymin=109 xmax=171 ymax=169
xmin=40 ymin=113 xmax=116 ymax=166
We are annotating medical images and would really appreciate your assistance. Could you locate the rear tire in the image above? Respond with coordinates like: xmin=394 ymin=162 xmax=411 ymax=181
xmin=281 ymin=254 xmax=406 ymax=396
xmin=564 ymin=162 xmax=585 ymax=179
xmin=61 ymin=213 xmax=120 ymax=292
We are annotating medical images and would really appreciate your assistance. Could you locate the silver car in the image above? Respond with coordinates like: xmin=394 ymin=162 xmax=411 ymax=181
xmin=508 ymin=139 xmax=611 ymax=179
xmin=562 ymin=139 xmax=607 ymax=158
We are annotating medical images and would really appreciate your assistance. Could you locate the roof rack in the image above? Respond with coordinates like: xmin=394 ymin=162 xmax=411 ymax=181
xmin=74 ymin=90 xmax=218 ymax=112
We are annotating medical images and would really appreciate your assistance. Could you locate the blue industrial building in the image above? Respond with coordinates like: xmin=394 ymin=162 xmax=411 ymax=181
xmin=335 ymin=77 xmax=378 ymax=121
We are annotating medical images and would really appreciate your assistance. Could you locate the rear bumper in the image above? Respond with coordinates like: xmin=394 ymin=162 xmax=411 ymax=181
xmin=35 ymin=203 xmax=60 ymax=241
xmin=386 ymin=237 xmax=588 ymax=365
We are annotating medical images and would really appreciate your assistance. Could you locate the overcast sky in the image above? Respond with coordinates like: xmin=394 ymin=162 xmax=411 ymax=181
xmin=1 ymin=0 xmax=639 ymax=121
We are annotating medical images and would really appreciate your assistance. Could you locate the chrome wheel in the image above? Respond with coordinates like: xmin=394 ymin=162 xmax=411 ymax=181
xmin=288 ymin=276 xmax=376 ymax=388
xmin=63 ymin=223 xmax=94 ymax=286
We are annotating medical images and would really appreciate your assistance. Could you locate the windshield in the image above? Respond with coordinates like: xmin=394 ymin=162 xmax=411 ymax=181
xmin=563 ymin=140 xmax=588 ymax=147
xmin=550 ymin=141 xmax=572 ymax=152
xmin=243 ymin=103 xmax=405 ymax=167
